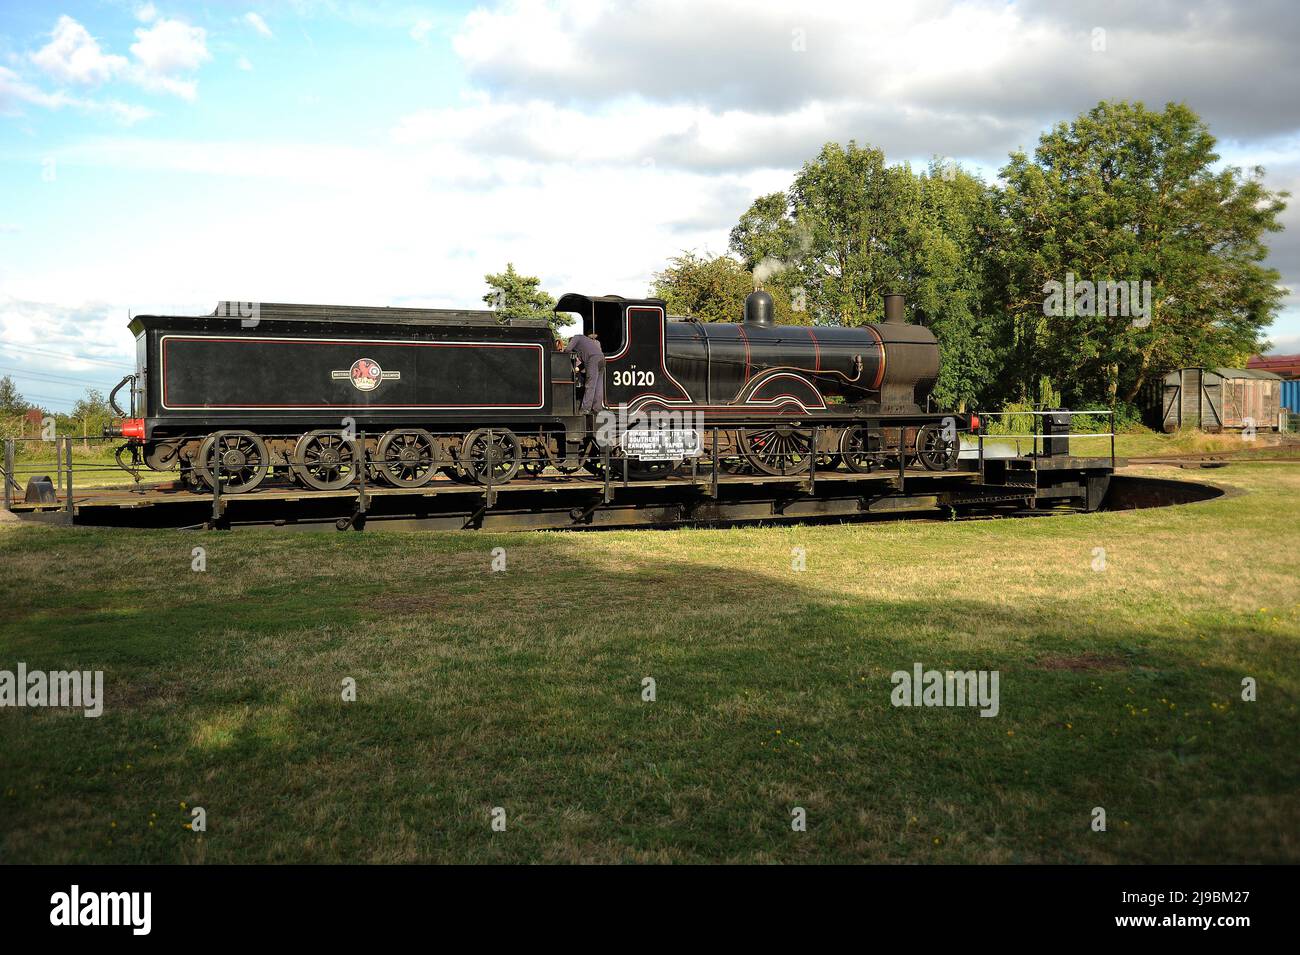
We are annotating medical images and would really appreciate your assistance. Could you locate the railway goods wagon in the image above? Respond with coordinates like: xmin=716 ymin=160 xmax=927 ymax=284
xmin=1151 ymin=367 xmax=1283 ymax=433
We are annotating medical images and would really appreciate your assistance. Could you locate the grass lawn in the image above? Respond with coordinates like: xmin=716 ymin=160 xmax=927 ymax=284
xmin=0 ymin=455 xmax=1297 ymax=863
xmin=1073 ymin=428 xmax=1299 ymax=459
xmin=4 ymin=449 xmax=138 ymax=490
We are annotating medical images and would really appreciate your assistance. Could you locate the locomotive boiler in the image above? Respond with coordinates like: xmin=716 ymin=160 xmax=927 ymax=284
xmin=568 ymin=289 xmax=939 ymax=417
xmin=106 ymin=289 xmax=961 ymax=492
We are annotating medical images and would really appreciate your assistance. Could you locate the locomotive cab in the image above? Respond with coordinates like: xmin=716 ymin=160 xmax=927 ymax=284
xmin=555 ymin=292 xmax=629 ymax=357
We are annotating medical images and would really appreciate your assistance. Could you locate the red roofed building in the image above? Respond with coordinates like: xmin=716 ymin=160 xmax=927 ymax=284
xmin=1248 ymin=354 xmax=1300 ymax=378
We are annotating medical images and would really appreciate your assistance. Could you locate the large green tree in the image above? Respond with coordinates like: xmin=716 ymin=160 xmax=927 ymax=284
xmin=71 ymin=388 xmax=112 ymax=440
xmin=0 ymin=375 xmax=25 ymax=418
xmin=730 ymin=144 xmax=1001 ymax=408
xmin=650 ymin=250 xmax=799 ymax=324
xmin=483 ymin=263 xmax=561 ymax=330
xmin=785 ymin=141 xmax=924 ymax=326
xmin=912 ymin=161 xmax=1002 ymax=410
xmin=998 ymin=100 xmax=1288 ymax=406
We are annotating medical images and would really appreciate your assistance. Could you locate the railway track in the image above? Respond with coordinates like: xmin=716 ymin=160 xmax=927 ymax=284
xmin=1123 ymin=444 xmax=1300 ymax=468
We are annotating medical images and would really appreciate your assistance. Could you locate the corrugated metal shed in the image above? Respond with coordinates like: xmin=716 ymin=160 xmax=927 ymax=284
xmin=1282 ymin=379 xmax=1300 ymax=413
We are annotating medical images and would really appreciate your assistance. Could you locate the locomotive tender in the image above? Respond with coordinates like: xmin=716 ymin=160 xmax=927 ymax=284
xmin=107 ymin=289 xmax=967 ymax=492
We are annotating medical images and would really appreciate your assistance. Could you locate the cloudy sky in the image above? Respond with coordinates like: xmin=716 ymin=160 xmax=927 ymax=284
xmin=1 ymin=0 xmax=1298 ymax=411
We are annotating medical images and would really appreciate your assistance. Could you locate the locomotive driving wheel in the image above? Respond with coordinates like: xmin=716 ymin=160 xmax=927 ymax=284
xmin=915 ymin=423 xmax=958 ymax=472
xmin=739 ymin=426 xmax=814 ymax=476
xmin=376 ymin=429 xmax=439 ymax=488
xmin=840 ymin=427 xmax=882 ymax=473
xmin=460 ymin=428 xmax=522 ymax=485
xmin=194 ymin=431 xmax=270 ymax=493
xmin=292 ymin=430 xmax=363 ymax=490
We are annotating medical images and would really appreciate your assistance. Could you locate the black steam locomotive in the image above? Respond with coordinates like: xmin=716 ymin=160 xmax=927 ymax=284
xmin=106 ymin=290 xmax=968 ymax=492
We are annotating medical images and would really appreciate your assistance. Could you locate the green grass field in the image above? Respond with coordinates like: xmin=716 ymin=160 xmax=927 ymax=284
xmin=1 ymin=451 xmax=1297 ymax=863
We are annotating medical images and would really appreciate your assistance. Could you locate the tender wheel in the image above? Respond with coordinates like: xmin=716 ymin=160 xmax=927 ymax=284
xmin=739 ymin=426 xmax=813 ymax=476
xmin=292 ymin=430 xmax=363 ymax=490
xmin=840 ymin=427 xmax=882 ymax=473
xmin=460 ymin=428 xmax=521 ymax=485
xmin=916 ymin=424 xmax=958 ymax=472
xmin=194 ymin=430 xmax=269 ymax=493
xmin=376 ymin=429 xmax=439 ymax=488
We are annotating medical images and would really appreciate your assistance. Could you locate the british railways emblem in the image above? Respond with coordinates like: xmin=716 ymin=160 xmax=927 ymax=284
xmin=332 ymin=358 xmax=401 ymax=392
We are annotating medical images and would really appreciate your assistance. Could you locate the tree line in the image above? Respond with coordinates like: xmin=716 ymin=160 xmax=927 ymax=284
xmin=0 ymin=375 xmax=115 ymax=444
xmin=484 ymin=100 xmax=1287 ymax=416
xmin=658 ymin=100 xmax=1288 ymax=413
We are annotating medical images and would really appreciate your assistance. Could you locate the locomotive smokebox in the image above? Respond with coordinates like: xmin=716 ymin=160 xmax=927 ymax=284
xmin=743 ymin=289 xmax=774 ymax=327
xmin=883 ymin=293 xmax=906 ymax=324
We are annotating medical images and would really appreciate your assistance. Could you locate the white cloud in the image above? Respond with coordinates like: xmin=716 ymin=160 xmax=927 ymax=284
xmin=0 ymin=65 xmax=71 ymax=113
xmin=131 ymin=19 xmax=210 ymax=75
xmin=16 ymin=14 xmax=210 ymax=112
xmin=389 ymin=92 xmax=1023 ymax=175
xmin=0 ymin=296 xmax=136 ymax=368
xmin=19 ymin=128 xmax=767 ymax=327
xmin=453 ymin=0 xmax=1300 ymax=151
xmin=0 ymin=65 xmax=152 ymax=124
xmin=411 ymin=19 xmax=435 ymax=43
xmin=102 ymin=100 xmax=154 ymax=125
xmin=135 ymin=3 xmax=158 ymax=23
xmin=237 ymin=56 xmax=254 ymax=72
xmin=30 ymin=15 xmax=127 ymax=87
xmin=129 ymin=18 xmax=211 ymax=100
xmin=1266 ymin=334 xmax=1300 ymax=355
xmin=244 ymin=12 xmax=273 ymax=38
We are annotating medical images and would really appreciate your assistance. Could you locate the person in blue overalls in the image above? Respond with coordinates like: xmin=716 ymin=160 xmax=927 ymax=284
xmin=566 ymin=331 xmax=605 ymax=414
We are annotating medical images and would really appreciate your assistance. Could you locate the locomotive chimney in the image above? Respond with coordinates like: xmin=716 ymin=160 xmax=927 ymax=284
xmin=743 ymin=289 xmax=774 ymax=327
xmin=883 ymin=293 xmax=906 ymax=324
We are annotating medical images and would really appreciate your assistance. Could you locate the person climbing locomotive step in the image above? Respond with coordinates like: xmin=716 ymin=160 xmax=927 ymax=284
xmin=565 ymin=330 xmax=605 ymax=414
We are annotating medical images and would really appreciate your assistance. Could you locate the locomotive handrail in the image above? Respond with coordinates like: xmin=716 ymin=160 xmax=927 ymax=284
xmin=978 ymin=409 xmax=1113 ymax=416
xmin=2 ymin=439 xmax=16 ymax=506
xmin=109 ymin=374 xmax=135 ymax=417
xmin=974 ymin=407 xmax=1117 ymax=469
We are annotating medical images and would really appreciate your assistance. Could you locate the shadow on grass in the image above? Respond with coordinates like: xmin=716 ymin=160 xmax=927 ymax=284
xmin=0 ymin=527 xmax=1296 ymax=863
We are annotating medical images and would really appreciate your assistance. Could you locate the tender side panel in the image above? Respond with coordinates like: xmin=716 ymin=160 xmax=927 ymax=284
xmin=161 ymin=336 xmax=546 ymax=411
